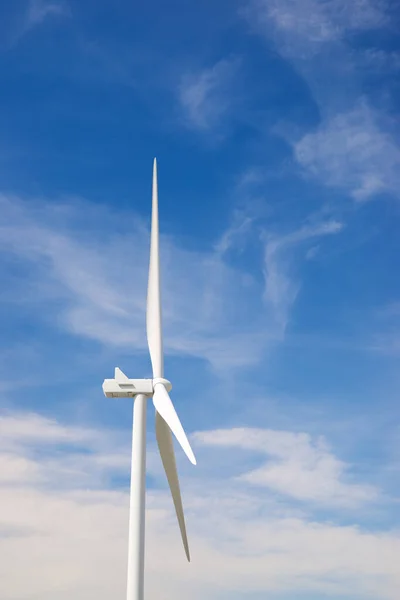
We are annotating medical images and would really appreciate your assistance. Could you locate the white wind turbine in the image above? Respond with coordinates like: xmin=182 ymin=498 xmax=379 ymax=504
xmin=102 ymin=159 xmax=196 ymax=600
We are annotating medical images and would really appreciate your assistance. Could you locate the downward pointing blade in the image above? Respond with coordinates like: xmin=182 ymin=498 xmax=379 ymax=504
xmin=156 ymin=412 xmax=190 ymax=562
xmin=146 ymin=158 xmax=163 ymax=379
xmin=152 ymin=383 xmax=196 ymax=465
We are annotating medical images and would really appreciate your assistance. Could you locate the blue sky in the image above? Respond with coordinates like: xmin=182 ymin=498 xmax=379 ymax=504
xmin=0 ymin=0 xmax=400 ymax=598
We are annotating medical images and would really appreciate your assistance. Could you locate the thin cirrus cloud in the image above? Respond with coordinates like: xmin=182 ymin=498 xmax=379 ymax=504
xmin=0 ymin=193 xmax=260 ymax=370
xmin=263 ymin=220 xmax=343 ymax=329
xmin=0 ymin=193 xmax=343 ymax=370
xmin=242 ymin=0 xmax=400 ymax=203
xmin=294 ymin=102 xmax=400 ymax=200
xmin=12 ymin=0 xmax=69 ymax=44
xmin=27 ymin=0 xmax=67 ymax=25
xmin=178 ymin=58 xmax=240 ymax=133
xmin=0 ymin=193 xmax=265 ymax=370
xmin=193 ymin=427 xmax=378 ymax=507
xmin=0 ymin=410 xmax=399 ymax=600
xmin=246 ymin=0 xmax=389 ymax=56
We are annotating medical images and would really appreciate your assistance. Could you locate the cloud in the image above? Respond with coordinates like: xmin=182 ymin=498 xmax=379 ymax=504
xmin=243 ymin=0 xmax=400 ymax=203
xmin=246 ymin=0 xmax=388 ymax=57
xmin=0 ymin=192 xmax=347 ymax=376
xmin=0 ymin=193 xmax=269 ymax=371
xmin=263 ymin=220 xmax=343 ymax=330
xmin=1 ymin=410 xmax=399 ymax=599
xmin=26 ymin=0 xmax=67 ymax=26
xmin=0 ymin=193 xmax=343 ymax=371
xmin=361 ymin=48 xmax=400 ymax=73
xmin=293 ymin=103 xmax=400 ymax=200
xmin=18 ymin=0 xmax=69 ymax=39
xmin=214 ymin=209 xmax=255 ymax=256
xmin=0 ymin=412 xmax=99 ymax=447
xmin=0 ymin=412 xmax=130 ymax=490
xmin=178 ymin=58 xmax=239 ymax=132
xmin=8 ymin=0 xmax=70 ymax=47
xmin=365 ymin=302 xmax=400 ymax=357
xmin=194 ymin=427 xmax=377 ymax=507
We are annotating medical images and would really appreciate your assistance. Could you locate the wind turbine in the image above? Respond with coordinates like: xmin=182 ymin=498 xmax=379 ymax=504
xmin=102 ymin=159 xmax=196 ymax=600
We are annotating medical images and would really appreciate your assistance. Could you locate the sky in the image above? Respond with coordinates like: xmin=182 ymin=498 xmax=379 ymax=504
xmin=0 ymin=0 xmax=400 ymax=598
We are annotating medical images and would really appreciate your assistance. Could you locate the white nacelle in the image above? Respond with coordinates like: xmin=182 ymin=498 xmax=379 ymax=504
xmin=102 ymin=367 xmax=153 ymax=398
xmin=102 ymin=378 xmax=153 ymax=398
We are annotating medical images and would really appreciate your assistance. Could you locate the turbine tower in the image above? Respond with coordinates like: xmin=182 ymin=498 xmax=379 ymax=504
xmin=102 ymin=159 xmax=196 ymax=600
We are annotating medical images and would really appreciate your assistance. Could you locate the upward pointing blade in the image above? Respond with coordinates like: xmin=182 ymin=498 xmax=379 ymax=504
xmin=156 ymin=412 xmax=191 ymax=562
xmin=146 ymin=158 xmax=163 ymax=379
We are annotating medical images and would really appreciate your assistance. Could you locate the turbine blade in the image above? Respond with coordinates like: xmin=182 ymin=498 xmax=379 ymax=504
xmin=152 ymin=383 xmax=196 ymax=465
xmin=146 ymin=158 xmax=163 ymax=379
xmin=156 ymin=412 xmax=191 ymax=562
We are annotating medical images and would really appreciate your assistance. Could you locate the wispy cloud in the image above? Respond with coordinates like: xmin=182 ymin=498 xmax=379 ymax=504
xmin=366 ymin=302 xmax=400 ymax=357
xmin=195 ymin=427 xmax=377 ymax=507
xmin=247 ymin=0 xmax=389 ymax=57
xmin=26 ymin=0 xmax=67 ymax=28
xmin=13 ymin=0 xmax=69 ymax=43
xmin=214 ymin=208 xmax=255 ymax=257
xmin=263 ymin=220 xmax=343 ymax=330
xmin=243 ymin=0 xmax=400 ymax=203
xmin=178 ymin=58 xmax=239 ymax=133
xmin=0 ymin=411 xmax=99 ymax=447
xmin=0 ymin=412 xmax=130 ymax=489
xmin=0 ymin=194 xmax=267 ymax=370
xmin=293 ymin=102 xmax=400 ymax=200
xmin=0 ymin=194 xmax=344 ymax=370
xmin=1 ymin=410 xmax=399 ymax=599
xmin=8 ymin=0 xmax=69 ymax=47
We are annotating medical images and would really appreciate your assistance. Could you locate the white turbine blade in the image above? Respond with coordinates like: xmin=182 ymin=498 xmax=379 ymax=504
xmin=146 ymin=158 xmax=163 ymax=379
xmin=152 ymin=383 xmax=196 ymax=465
xmin=156 ymin=412 xmax=191 ymax=562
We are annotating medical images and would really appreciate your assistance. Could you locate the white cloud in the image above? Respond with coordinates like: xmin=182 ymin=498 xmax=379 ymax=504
xmin=294 ymin=103 xmax=400 ymax=200
xmin=0 ymin=194 xmax=341 ymax=371
xmin=0 ymin=411 xmax=399 ymax=599
xmin=263 ymin=220 xmax=343 ymax=330
xmin=0 ymin=194 xmax=268 ymax=371
xmin=365 ymin=302 xmax=400 ymax=357
xmin=0 ymin=412 xmax=130 ymax=489
xmin=0 ymin=194 xmax=345 ymax=372
xmin=8 ymin=0 xmax=69 ymax=47
xmin=15 ymin=0 xmax=69 ymax=40
xmin=0 ymin=412 xmax=100 ymax=447
xmin=362 ymin=48 xmax=400 ymax=72
xmin=243 ymin=1 xmax=400 ymax=203
xmin=247 ymin=0 xmax=388 ymax=57
xmin=0 ymin=453 xmax=41 ymax=484
xmin=178 ymin=59 xmax=239 ymax=132
xmin=214 ymin=208 xmax=255 ymax=256
xmin=194 ymin=427 xmax=377 ymax=507
xmin=26 ymin=0 xmax=67 ymax=27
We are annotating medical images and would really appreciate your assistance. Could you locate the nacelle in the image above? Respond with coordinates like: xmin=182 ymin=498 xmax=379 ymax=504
xmin=102 ymin=378 xmax=153 ymax=398
xmin=103 ymin=367 xmax=153 ymax=398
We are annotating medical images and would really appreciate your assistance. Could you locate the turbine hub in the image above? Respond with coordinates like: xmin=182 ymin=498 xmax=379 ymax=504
xmin=152 ymin=377 xmax=172 ymax=393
